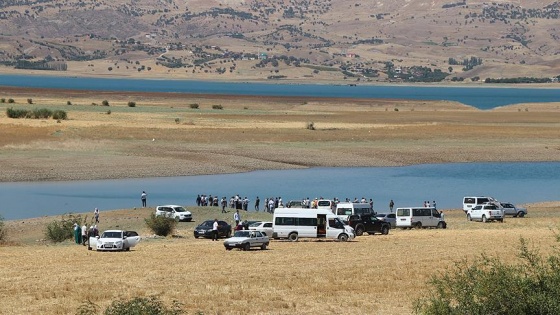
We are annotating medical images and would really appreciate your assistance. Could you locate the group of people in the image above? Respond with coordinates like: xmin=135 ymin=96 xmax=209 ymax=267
xmin=72 ymin=207 xmax=102 ymax=246
xmin=423 ymin=200 xmax=437 ymax=209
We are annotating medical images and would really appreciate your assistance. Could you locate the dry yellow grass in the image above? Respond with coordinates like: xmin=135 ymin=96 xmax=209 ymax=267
xmin=2 ymin=203 xmax=560 ymax=314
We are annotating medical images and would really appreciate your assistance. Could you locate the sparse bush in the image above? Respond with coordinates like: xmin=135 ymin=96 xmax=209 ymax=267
xmin=414 ymin=238 xmax=560 ymax=315
xmin=0 ymin=215 xmax=7 ymax=243
xmin=189 ymin=103 xmax=199 ymax=109
xmin=27 ymin=98 xmax=33 ymax=104
xmin=52 ymin=110 xmax=67 ymax=120
xmin=32 ymin=108 xmax=52 ymax=119
xmin=6 ymin=107 xmax=29 ymax=118
xmin=106 ymin=110 xmax=111 ymax=115
xmin=0 ymin=98 xmax=5 ymax=103
xmin=8 ymin=98 xmax=15 ymax=103
xmin=145 ymin=213 xmax=176 ymax=236
xmin=306 ymin=122 xmax=315 ymax=130
xmin=103 ymin=296 xmax=184 ymax=315
xmin=76 ymin=300 xmax=99 ymax=315
xmin=127 ymin=101 xmax=136 ymax=107
xmin=102 ymin=100 xmax=109 ymax=106
xmin=45 ymin=213 xmax=87 ymax=243
xmin=212 ymin=104 xmax=223 ymax=110
xmin=67 ymin=101 xmax=72 ymax=105
xmin=394 ymin=108 xmax=399 ymax=111
xmin=175 ymin=118 xmax=180 ymax=124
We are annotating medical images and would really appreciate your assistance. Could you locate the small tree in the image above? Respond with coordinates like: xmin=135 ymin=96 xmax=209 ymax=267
xmin=8 ymin=98 xmax=15 ymax=103
xmin=27 ymin=98 xmax=33 ymax=104
xmin=0 ymin=98 xmax=5 ymax=103
xmin=189 ymin=103 xmax=199 ymax=109
xmin=45 ymin=213 xmax=87 ymax=243
xmin=67 ymin=101 xmax=72 ymax=105
xmin=102 ymin=100 xmax=109 ymax=106
xmin=127 ymin=101 xmax=136 ymax=107
xmin=145 ymin=213 xmax=176 ymax=236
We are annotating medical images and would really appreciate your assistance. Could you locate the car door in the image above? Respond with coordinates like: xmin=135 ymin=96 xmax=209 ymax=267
xmin=387 ymin=213 xmax=396 ymax=228
xmin=262 ymin=222 xmax=273 ymax=237
xmin=124 ymin=231 xmax=140 ymax=248
xmin=253 ymin=231 xmax=264 ymax=246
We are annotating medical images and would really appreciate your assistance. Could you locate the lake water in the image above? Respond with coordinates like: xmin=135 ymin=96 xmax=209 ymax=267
xmin=0 ymin=74 xmax=559 ymax=109
xmin=1 ymin=162 xmax=558 ymax=220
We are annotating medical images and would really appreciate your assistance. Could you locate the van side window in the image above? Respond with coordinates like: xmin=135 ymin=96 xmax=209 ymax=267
xmin=397 ymin=208 xmax=410 ymax=216
xmin=432 ymin=209 xmax=440 ymax=217
xmin=297 ymin=218 xmax=317 ymax=226
xmin=464 ymin=198 xmax=475 ymax=204
xmin=275 ymin=217 xmax=295 ymax=226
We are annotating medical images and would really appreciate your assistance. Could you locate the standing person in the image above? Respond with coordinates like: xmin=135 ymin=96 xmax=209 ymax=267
xmin=141 ymin=191 xmax=147 ymax=208
xmin=268 ymin=198 xmax=275 ymax=213
xmin=433 ymin=200 xmax=437 ymax=210
xmin=221 ymin=197 xmax=227 ymax=213
xmin=94 ymin=208 xmax=100 ymax=224
xmin=234 ymin=210 xmax=241 ymax=227
xmin=81 ymin=223 xmax=87 ymax=246
xmin=255 ymin=196 xmax=260 ymax=211
xmin=196 ymin=194 xmax=201 ymax=206
xmin=212 ymin=219 xmax=219 ymax=241
xmin=389 ymin=199 xmax=394 ymax=213
xmin=73 ymin=223 xmax=81 ymax=244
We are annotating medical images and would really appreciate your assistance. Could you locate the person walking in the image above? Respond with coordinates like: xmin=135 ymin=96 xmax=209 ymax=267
xmin=212 ymin=219 xmax=219 ymax=241
xmin=389 ymin=199 xmax=394 ymax=213
xmin=141 ymin=191 xmax=147 ymax=207
xmin=234 ymin=210 xmax=241 ymax=227
xmin=94 ymin=208 xmax=100 ymax=224
xmin=255 ymin=196 xmax=260 ymax=211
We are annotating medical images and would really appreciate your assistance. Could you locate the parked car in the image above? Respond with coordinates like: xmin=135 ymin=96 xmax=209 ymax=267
xmin=500 ymin=202 xmax=527 ymax=217
xmin=223 ymin=230 xmax=270 ymax=251
xmin=286 ymin=200 xmax=304 ymax=208
xmin=89 ymin=230 xmax=140 ymax=251
xmin=375 ymin=213 xmax=397 ymax=228
xmin=347 ymin=213 xmax=390 ymax=236
xmin=248 ymin=221 xmax=273 ymax=237
xmin=194 ymin=220 xmax=231 ymax=239
xmin=155 ymin=205 xmax=192 ymax=222
xmin=467 ymin=202 xmax=504 ymax=223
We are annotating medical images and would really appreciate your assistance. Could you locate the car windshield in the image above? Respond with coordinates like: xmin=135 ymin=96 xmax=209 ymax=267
xmin=101 ymin=231 xmax=122 ymax=238
xmin=174 ymin=207 xmax=187 ymax=212
xmin=200 ymin=221 xmax=213 ymax=227
xmin=234 ymin=231 xmax=250 ymax=237
xmin=375 ymin=214 xmax=385 ymax=218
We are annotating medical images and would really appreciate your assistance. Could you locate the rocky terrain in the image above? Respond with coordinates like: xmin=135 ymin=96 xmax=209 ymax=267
xmin=0 ymin=0 xmax=559 ymax=83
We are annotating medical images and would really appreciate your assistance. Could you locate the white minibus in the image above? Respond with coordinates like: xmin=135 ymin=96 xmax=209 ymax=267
xmin=396 ymin=207 xmax=445 ymax=229
xmin=463 ymin=196 xmax=496 ymax=213
xmin=335 ymin=202 xmax=372 ymax=222
xmin=272 ymin=208 xmax=355 ymax=242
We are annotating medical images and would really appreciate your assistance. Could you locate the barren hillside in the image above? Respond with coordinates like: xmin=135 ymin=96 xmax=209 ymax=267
xmin=0 ymin=0 xmax=559 ymax=83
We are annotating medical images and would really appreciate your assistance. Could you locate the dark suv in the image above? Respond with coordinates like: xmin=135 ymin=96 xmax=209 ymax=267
xmin=347 ymin=214 xmax=390 ymax=236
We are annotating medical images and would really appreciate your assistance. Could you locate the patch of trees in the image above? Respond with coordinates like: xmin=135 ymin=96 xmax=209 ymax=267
xmin=15 ymin=59 xmax=67 ymax=71
xmin=484 ymin=77 xmax=556 ymax=84
xmin=448 ymin=56 xmax=483 ymax=71
xmin=442 ymin=1 xmax=466 ymax=9
xmin=352 ymin=38 xmax=384 ymax=45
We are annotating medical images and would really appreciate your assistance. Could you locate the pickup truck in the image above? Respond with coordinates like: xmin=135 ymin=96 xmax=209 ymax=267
xmin=347 ymin=213 xmax=390 ymax=236
xmin=223 ymin=230 xmax=270 ymax=251
xmin=500 ymin=202 xmax=528 ymax=217
xmin=467 ymin=203 xmax=504 ymax=223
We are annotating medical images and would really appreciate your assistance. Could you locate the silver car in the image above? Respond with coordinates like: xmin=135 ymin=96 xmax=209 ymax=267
xmin=223 ymin=230 xmax=269 ymax=251
xmin=375 ymin=213 xmax=397 ymax=228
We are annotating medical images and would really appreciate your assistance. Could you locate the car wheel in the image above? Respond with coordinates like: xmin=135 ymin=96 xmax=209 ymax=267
xmin=225 ymin=247 xmax=232 ymax=251
xmin=518 ymin=212 xmax=525 ymax=218
xmin=355 ymin=225 xmax=364 ymax=236
xmin=467 ymin=214 xmax=472 ymax=221
xmin=381 ymin=226 xmax=389 ymax=235
xmin=482 ymin=215 xmax=487 ymax=223
xmin=415 ymin=222 xmax=422 ymax=229
xmin=499 ymin=218 xmax=504 ymax=223
xmin=243 ymin=243 xmax=250 ymax=251
xmin=288 ymin=232 xmax=298 ymax=242
xmin=338 ymin=234 xmax=349 ymax=242
xmin=261 ymin=243 xmax=267 ymax=250
xmin=437 ymin=222 xmax=444 ymax=229
xmin=194 ymin=235 xmax=199 ymax=239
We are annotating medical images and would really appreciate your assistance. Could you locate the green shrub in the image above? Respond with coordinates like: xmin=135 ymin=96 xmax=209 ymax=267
xmin=189 ymin=103 xmax=199 ymax=109
xmin=212 ymin=104 xmax=223 ymax=110
xmin=0 ymin=98 xmax=5 ymax=103
xmin=45 ymin=213 xmax=87 ymax=243
xmin=175 ymin=118 xmax=180 ymax=124
xmin=101 ymin=296 xmax=184 ymax=315
xmin=32 ymin=108 xmax=52 ymax=119
xmin=127 ymin=101 xmax=136 ymax=107
xmin=67 ymin=101 xmax=72 ymax=105
xmin=102 ymin=100 xmax=109 ymax=106
xmin=0 ymin=215 xmax=7 ymax=243
xmin=106 ymin=110 xmax=111 ymax=115
xmin=52 ymin=110 xmax=67 ymax=120
xmin=27 ymin=98 xmax=33 ymax=104
xmin=8 ymin=98 xmax=15 ymax=103
xmin=414 ymin=238 xmax=560 ymax=315
xmin=6 ymin=107 xmax=29 ymax=118
xmin=145 ymin=213 xmax=176 ymax=236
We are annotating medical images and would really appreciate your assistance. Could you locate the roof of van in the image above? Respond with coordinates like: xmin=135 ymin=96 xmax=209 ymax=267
xmin=274 ymin=208 xmax=335 ymax=215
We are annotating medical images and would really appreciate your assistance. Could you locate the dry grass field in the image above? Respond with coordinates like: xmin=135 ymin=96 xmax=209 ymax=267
xmin=2 ymin=202 xmax=560 ymax=315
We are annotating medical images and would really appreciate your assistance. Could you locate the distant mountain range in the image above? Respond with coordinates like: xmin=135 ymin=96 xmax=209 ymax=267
xmin=1 ymin=0 xmax=559 ymax=83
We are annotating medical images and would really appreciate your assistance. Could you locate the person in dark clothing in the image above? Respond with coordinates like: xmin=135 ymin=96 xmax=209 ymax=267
xmin=141 ymin=191 xmax=147 ymax=207
xmin=255 ymin=196 xmax=260 ymax=211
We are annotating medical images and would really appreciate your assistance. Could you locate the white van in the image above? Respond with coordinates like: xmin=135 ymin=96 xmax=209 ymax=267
xmin=463 ymin=196 xmax=496 ymax=213
xmin=335 ymin=202 xmax=372 ymax=222
xmin=396 ymin=207 xmax=445 ymax=229
xmin=272 ymin=208 xmax=355 ymax=242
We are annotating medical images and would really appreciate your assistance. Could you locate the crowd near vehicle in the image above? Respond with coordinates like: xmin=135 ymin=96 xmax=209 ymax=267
xmin=396 ymin=207 xmax=446 ymax=229
xmin=155 ymin=205 xmax=193 ymax=222
xmin=467 ymin=203 xmax=504 ymax=223
xmin=272 ymin=208 xmax=355 ymax=242
xmin=89 ymin=230 xmax=140 ymax=251
xmin=375 ymin=213 xmax=397 ymax=228
xmin=194 ymin=220 xmax=232 ymax=239
xmin=248 ymin=221 xmax=273 ymax=237
xmin=500 ymin=202 xmax=527 ymax=217
xmin=463 ymin=196 xmax=497 ymax=213
xmin=335 ymin=202 xmax=372 ymax=222
xmin=223 ymin=230 xmax=270 ymax=251
xmin=347 ymin=213 xmax=390 ymax=236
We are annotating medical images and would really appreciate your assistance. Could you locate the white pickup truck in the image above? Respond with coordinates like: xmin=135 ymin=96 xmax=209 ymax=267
xmin=500 ymin=202 xmax=528 ymax=217
xmin=467 ymin=202 xmax=504 ymax=223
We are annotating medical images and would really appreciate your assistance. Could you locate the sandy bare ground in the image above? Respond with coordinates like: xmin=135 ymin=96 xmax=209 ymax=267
xmin=0 ymin=86 xmax=559 ymax=182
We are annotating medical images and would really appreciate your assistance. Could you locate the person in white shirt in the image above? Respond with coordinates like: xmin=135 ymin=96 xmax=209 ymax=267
xmin=212 ymin=219 xmax=219 ymax=241
xmin=234 ymin=210 xmax=240 ymax=226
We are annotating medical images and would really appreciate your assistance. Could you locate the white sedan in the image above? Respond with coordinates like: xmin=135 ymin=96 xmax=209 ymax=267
xmin=89 ymin=230 xmax=140 ymax=251
xmin=248 ymin=221 xmax=273 ymax=237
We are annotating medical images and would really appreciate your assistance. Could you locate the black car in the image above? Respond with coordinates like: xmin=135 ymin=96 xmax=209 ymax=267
xmin=194 ymin=220 xmax=232 ymax=239
xmin=347 ymin=214 xmax=390 ymax=236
